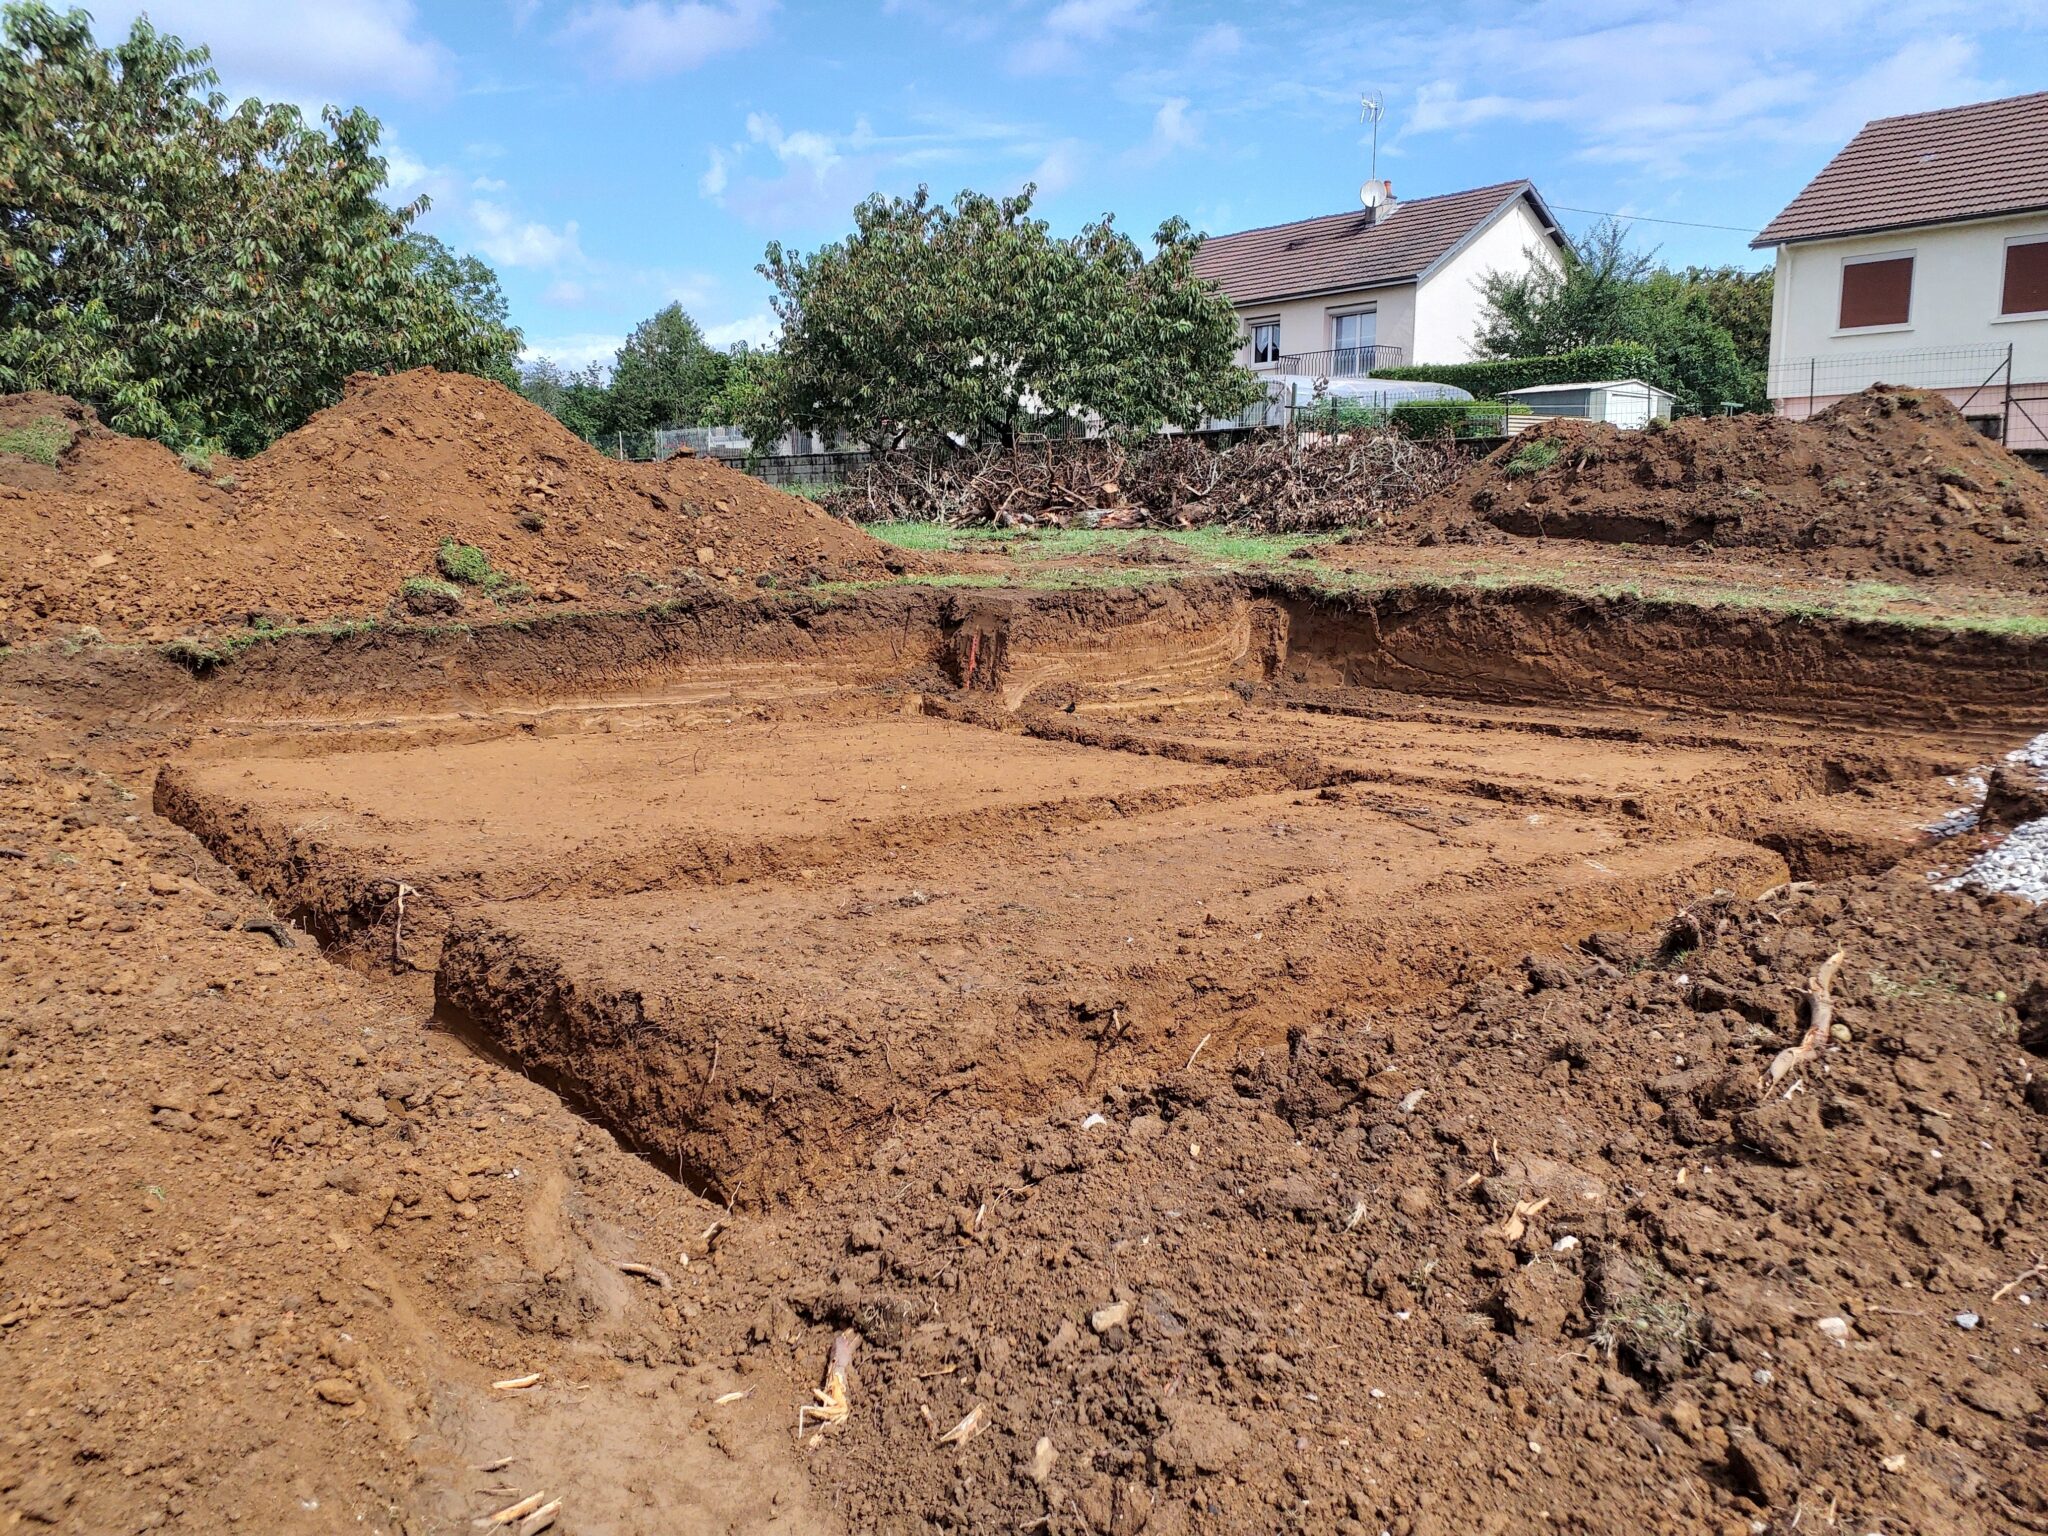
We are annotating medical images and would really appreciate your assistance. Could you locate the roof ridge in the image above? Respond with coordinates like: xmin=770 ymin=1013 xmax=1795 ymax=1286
xmin=1859 ymin=88 xmax=2048 ymax=129
xmin=1199 ymin=179 xmax=1527 ymax=246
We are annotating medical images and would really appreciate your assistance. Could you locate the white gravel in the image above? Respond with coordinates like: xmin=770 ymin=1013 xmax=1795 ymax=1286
xmin=1938 ymin=817 xmax=2048 ymax=904
xmin=1927 ymin=731 xmax=2048 ymax=903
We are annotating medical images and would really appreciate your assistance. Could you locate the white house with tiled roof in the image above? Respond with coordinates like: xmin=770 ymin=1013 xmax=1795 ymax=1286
xmin=1755 ymin=91 xmax=2048 ymax=449
xmin=1192 ymin=180 xmax=1566 ymax=377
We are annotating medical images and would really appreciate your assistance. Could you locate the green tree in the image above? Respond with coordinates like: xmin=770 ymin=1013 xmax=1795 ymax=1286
xmin=405 ymin=233 xmax=520 ymax=385
xmin=701 ymin=344 xmax=782 ymax=446
xmin=1672 ymin=264 xmax=1773 ymax=378
xmin=0 ymin=3 xmax=522 ymax=452
xmin=756 ymin=185 xmax=1258 ymax=449
xmin=517 ymin=356 xmax=616 ymax=440
xmin=606 ymin=303 xmax=729 ymax=431
xmin=1475 ymin=219 xmax=1770 ymax=413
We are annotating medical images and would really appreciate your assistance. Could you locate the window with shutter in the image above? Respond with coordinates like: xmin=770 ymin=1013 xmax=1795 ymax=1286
xmin=1839 ymin=256 xmax=1913 ymax=329
xmin=2002 ymin=239 xmax=2048 ymax=317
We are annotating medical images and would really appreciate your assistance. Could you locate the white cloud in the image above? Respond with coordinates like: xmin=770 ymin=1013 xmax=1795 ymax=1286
xmin=704 ymin=312 xmax=779 ymax=348
xmin=542 ymin=279 xmax=590 ymax=306
xmin=1189 ymin=21 xmax=1241 ymax=61
xmin=470 ymin=200 xmax=584 ymax=268
xmin=1124 ymin=97 xmax=1198 ymax=167
xmin=1045 ymin=0 xmax=1146 ymax=41
xmin=746 ymin=113 xmax=842 ymax=175
xmin=1013 ymin=0 xmax=1149 ymax=73
xmin=381 ymin=139 xmax=437 ymax=197
xmin=1023 ymin=139 xmax=1086 ymax=199
xmin=471 ymin=175 xmax=511 ymax=193
xmin=1376 ymin=2 xmax=2009 ymax=182
xmin=560 ymin=0 xmax=774 ymax=80
xmin=90 ymin=0 xmax=452 ymax=101
xmin=699 ymin=147 xmax=731 ymax=199
xmin=519 ymin=333 xmax=625 ymax=370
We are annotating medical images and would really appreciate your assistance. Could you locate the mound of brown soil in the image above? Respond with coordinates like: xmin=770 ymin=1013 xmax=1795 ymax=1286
xmin=1401 ymin=386 xmax=2048 ymax=584
xmin=0 ymin=369 xmax=905 ymax=642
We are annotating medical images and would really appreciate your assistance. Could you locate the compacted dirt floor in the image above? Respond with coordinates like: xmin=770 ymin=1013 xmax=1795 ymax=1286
xmin=4 ymin=576 xmax=2047 ymax=1535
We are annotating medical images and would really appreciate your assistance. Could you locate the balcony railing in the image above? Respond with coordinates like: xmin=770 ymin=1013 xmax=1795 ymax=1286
xmin=1267 ymin=344 xmax=1405 ymax=378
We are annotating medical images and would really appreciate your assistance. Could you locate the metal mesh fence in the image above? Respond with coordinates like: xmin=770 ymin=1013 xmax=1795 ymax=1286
xmin=1764 ymin=344 xmax=2009 ymax=409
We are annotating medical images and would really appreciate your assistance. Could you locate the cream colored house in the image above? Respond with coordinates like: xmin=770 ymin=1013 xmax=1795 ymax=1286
xmin=1754 ymin=91 xmax=2048 ymax=451
xmin=1191 ymin=180 xmax=1566 ymax=376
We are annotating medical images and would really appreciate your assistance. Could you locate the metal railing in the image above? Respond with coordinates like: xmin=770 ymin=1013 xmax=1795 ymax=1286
xmin=1272 ymin=344 xmax=1405 ymax=378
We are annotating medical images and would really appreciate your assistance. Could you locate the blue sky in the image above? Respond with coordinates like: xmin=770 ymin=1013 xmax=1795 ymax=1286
xmin=87 ymin=1 xmax=2048 ymax=370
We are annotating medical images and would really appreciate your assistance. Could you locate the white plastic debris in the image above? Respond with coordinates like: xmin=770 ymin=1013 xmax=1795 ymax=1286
xmin=1079 ymin=1112 xmax=1107 ymax=1131
xmin=1552 ymin=1235 xmax=1579 ymax=1253
xmin=1815 ymin=1316 xmax=1850 ymax=1342
xmin=1954 ymin=1312 xmax=1980 ymax=1330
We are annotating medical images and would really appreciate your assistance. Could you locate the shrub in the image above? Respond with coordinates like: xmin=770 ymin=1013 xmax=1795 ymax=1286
xmin=0 ymin=415 xmax=75 ymax=466
xmin=1504 ymin=438 xmax=1562 ymax=478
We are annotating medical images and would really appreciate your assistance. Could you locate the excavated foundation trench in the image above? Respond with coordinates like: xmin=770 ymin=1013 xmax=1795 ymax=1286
xmin=146 ymin=578 xmax=2039 ymax=1205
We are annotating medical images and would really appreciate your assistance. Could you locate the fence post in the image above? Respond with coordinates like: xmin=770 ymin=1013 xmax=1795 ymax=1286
xmin=1807 ymin=359 xmax=1815 ymax=419
xmin=2004 ymin=342 xmax=2015 ymax=445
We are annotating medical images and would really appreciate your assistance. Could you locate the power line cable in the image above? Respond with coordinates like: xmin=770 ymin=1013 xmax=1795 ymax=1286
xmin=1546 ymin=203 xmax=1763 ymax=236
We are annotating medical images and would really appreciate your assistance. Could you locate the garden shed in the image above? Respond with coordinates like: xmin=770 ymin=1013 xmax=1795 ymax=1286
xmin=1500 ymin=378 xmax=1675 ymax=429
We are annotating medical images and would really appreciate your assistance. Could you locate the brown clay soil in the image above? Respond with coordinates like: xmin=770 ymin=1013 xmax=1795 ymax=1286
xmin=1387 ymin=386 xmax=2048 ymax=587
xmin=0 ymin=369 xmax=905 ymax=644
xmin=4 ymin=564 xmax=2047 ymax=1535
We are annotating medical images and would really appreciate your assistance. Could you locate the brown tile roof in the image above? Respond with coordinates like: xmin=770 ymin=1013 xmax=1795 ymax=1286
xmin=1754 ymin=91 xmax=2048 ymax=247
xmin=1192 ymin=181 xmax=1555 ymax=306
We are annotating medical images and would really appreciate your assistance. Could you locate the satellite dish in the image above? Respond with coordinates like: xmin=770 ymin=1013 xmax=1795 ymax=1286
xmin=1360 ymin=180 xmax=1384 ymax=209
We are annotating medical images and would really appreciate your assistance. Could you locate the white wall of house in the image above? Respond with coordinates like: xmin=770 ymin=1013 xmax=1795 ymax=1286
xmin=1231 ymin=281 xmax=1416 ymax=371
xmin=1412 ymin=198 xmax=1563 ymax=363
xmin=1767 ymin=211 xmax=2048 ymax=386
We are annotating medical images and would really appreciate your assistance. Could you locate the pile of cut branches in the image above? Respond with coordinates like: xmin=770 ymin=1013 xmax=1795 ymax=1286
xmin=820 ymin=429 xmax=1472 ymax=533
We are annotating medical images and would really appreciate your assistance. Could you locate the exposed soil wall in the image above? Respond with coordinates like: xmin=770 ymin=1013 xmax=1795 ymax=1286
xmin=1267 ymin=578 xmax=2048 ymax=731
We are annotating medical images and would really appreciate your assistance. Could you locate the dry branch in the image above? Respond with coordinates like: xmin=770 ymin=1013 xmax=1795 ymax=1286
xmin=1761 ymin=949 xmax=1845 ymax=1097
xmin=822 ymin=430 xmax=1471 ymax=534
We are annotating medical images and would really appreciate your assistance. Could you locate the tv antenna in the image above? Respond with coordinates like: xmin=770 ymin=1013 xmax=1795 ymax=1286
xmin=1359 ymin=92 xmax=1386 ymax=208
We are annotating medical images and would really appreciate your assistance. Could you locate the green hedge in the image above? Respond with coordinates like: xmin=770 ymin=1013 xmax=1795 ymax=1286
xmin=1374 ymin=343 xmax=1663 ymax=401
xmin=1387 ymin=400 xmax=1510 ymax=439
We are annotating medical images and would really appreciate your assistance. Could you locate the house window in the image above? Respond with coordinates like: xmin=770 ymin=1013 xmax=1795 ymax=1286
xmin=1839 ymin=255 xmax=1913 ymax=329
xmin=1330 ymin=310 xmax=1377 ymax=374
xmin=2002 ymin=238 xmax=2048 ymax=316
xmin=1250 ymin=321 xmax=1280 ymax=365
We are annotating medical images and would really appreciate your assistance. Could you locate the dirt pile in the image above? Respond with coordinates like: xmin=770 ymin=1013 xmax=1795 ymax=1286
xmin=726 ymin=869 xmax=2048 ymax=1535
xmin=1401 ymin=386 xmax=2048 ymax=583
xmin=0 ymin=369 xmax=905 ymax=642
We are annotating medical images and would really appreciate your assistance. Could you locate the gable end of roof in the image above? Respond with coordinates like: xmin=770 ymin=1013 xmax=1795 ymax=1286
xmin=1754 ymin=91 xmax=2048 ymax=248
xmin=1192 ymin=180 xmax=1556 ymax=306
